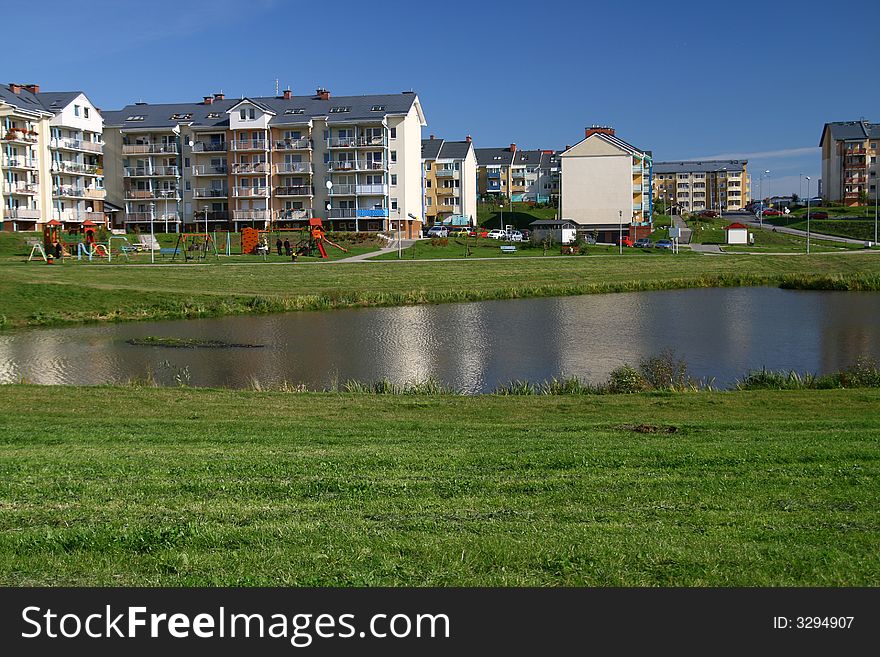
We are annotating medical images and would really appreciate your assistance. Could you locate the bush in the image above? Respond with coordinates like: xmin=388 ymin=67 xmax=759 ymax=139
xmin=607 ymin=364 xmax=648 ymax=393
xmin=430 ymin=237 xmax=449 ymax=247
xmin=638 ymin=349 xmax=693 ymax=391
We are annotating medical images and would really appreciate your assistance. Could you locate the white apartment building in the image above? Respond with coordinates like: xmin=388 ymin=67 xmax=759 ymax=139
xmin=102 ymin=88 xmax=427 ymax=237
xmin=421 ymin=136 xmax=477 ymax=226
xmin=819 ymin=120 xmax=879 ymax=205
xmin=652 ymin=160 xmax=749 ymax=213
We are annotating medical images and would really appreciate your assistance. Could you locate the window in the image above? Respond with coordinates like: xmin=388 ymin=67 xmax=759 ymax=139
xmin=170 ymin=113 xmax=192 ymax=120
xmin=248 ymin=108 xmax=256 ymax=120
xmin=74 ymin=105 xmax=80 ymax=117
xmin=329 ymin=106 xmax=351 ymax=113
xmin=284 ymin=108 xmax=305 ymax=115
xmin=370 ymin=105 xmax=385 ymax=112
xmin=390 ymin=150 xmax=397 ymax=163
xmin=240 ymin=109 xmax=247 ymax=120
xmin=871 ymin=143 xmax=877 ymax=149
xmin=185 ymin=181 xmax=191 ymax=191
xmin=426 ymin=198 xmax=432 ymax=207
xmin=426 ymin=180 xmax=431 ymax=188
xmin=207 ymin=112 xmax=221 ymax=119
xmin=184 ymin=158 xmax=190 ymax=167
xmin=391 ymin=174 xmax=397 ymax=185
xmin=84 ymin=107 xmax=90 ymax=119
xmin=425 ymin=162 xmax=431 ymax=170
xmin=390 ymin=128 xmax=397 ymax=139
xmin=125 ymin=115 xmax=145 ymax=121
xmin=390 ymin=198 xmax=398 ymax=210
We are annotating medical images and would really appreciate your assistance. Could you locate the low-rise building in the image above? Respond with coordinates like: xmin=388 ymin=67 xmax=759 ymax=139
xmin=819 ymin=120 xmax=879 ymax=205
xmin=558 ymin=126 xmax=652 ymax=242
xmin=652 ymin=160 xmax=749 ymax=213
xmin=421 ymin=136 xmax=477 ymax=226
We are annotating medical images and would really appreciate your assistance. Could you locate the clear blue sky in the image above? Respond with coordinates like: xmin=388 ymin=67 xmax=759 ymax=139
xmin=11 ymin=0 xmax=878 ymax=197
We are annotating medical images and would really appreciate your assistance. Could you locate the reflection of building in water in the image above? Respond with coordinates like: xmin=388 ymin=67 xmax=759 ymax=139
xmin=819 ymin=324 xmax=880 ymax=375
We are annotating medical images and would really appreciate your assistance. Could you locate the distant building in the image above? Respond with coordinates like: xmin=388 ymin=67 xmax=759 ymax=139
xmin=421 ymin=136 xmax=477 ymax=226
xmin=558 ymin=126 xmax=652 ymax=242
xmin=652 ymin=160 xmax=749 ymax=213
xmin=819 ymin=120 xmax=879 ymax=205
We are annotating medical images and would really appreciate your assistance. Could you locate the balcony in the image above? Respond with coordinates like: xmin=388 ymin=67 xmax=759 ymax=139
xmin=326 ymin=136 xmax=386 ymax=148
xmin=193 ymin=188 xmax=228 ymax=199
xmin=2 ymin=128 xmax=38 ymax=144
xmin=123 ymin=165 xmax=179 ymax=177
xmin=633 ymin=203 xmax=643 ymax=211
xmin=231 ymin=162 xmax=271 ymax=175
xmin=2 ymin=207 xmax=40 ymax=220
xmin=486 ymin=171 xmax=501 ymax=179
xmin=846 ymin=147 xmax=867 ymax=155
xmin=54 ymin=161 xmax=103 ymax=176
xmin=633 ymin=184 xmax=643 ymax=193
xmin=231 ymin=139 xmax=267 ymax=151
xmin=844 ymin=161 xmax=867 ymax=169
xmin=437 ymin=187 xmax=456 ymax=196
xmin=191 ymin=164 xmax=228 ymax=176
xmin=2 ymin=156 xmax=38 ymax=169
xmin=275 ymin=162 xmax=313 ymax=174
xmin=53 ymin=186 xmax=85 ymax=198
xmin=84 ymin=188 xmax=105 ymax=200
xmin=53 ymin=210 xmax=106 ymax=223
xmin=232 ymin=186 xmax=269 ymax=197
xmin=232 ymin=209 xmax=271 ymax=221
xmin=275 ymin=185 xmax=313 ymax=196
xmin=357 ymin=208 xmax=389 ymax=218
xmin=435 ymin=168 xmax=459 ymax=178
xmin=124 ymin=189 xmax=179 ymax=200
xmin=51 ymin=137 xmax=103 ymax=153
xmin=122 ymin=143 xmax=178 ymax=155
xmin=277 ymin=209 xmax=312 ymax=221
xmin=327 ymin=160 xmax=385 ymax=172
xmin=4 ymin=182 xmax=39 ymax=195
xmin=123 ymin=212 xmax=181 ymax=224
xmin=192 ymin=141 xmax=227 ymax=153
xmin=274 ymin=138 xmax=311 ymax=150
xmin=327 ymin=208 xmax=358 ymax=218
xmin=329 ymin=184 xmax=387 ymax=196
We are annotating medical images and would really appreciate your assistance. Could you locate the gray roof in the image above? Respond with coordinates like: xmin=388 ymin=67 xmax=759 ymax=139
xmin=0 ymin=85 xmax=51 ymax=115
xmin=513 ymin=149 xmax=542 ymax=166
xmin=423 ymin=138 xmax=472 ymax=161
xmin=421 ymin=138 xmax=443 ymax=159
xmin=103 ymin=91 xmax=420 ymax=130
xmin=476 ymin=147 xmax=516 ymax=166
xmin=35 ymin=91 xmax=82 ymax=113
xmin=539 ymin=151 xmax=561 ymax=169
xmin=820 ymin=120 xmax=879 ymax=144
xmin=653 ymin=159 xmax=747 ymax=174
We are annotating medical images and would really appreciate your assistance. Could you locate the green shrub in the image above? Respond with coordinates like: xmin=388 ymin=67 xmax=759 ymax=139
xmin=607 ymin=365 xmax=648 ymax=393
xmin=639 ymin=349 xmax=693 ymax=391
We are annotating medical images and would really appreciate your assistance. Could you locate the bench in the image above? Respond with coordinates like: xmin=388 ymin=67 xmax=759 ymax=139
xmin=500 ymin=245 xmax=517 ymax=254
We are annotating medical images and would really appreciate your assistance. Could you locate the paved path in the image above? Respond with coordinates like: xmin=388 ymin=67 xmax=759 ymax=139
xmin=672 ymin=214 xmax=692 ymax=244
xmin=729 ymin=211 xmax=871 ymax=246
xmin=689 ymin=243 xmax=723 ymax=254
xmin=337 ymin=238 xmax=418 ymax=261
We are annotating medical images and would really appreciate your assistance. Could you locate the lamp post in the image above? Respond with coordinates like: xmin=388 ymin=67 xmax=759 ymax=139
xmin=203 ymin=205 xmax=209 ymax=239
xmin=149 ymin=202 xmax=155 ymax=264
xmin=718 ymin=166 xmax=727 ymax=219
xmin=499 ymin=201 xmax=504 ymax=233
xmin=874 ymin=175 xmax=878 ymax=246
xmin=618 ymin=209 xmax=623 ymax=255
xmin=160 ymin=190 xmax=170 ymax=234
xmin=325 ymin=180 xmax=333 ymax=230
xmin=805 ymin=176 xmax=811 ymax=254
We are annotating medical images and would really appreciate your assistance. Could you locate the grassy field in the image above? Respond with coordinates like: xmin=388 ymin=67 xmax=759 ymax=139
xmin=0 ymin=385 xmax=876 ymax=586
xmin=685 ymin=217 xmax=866 ymax=252
xmin=476 ymin=202 xmax=557 ymax=229
xmin=1 ymin=251 xmax=879 ymax=329
xmin=763 ymin=217 xmax=878 ymax=243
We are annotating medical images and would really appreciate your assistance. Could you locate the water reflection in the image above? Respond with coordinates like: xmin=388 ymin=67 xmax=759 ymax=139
xmin=0 ymin=288 xmax=878 ymax=393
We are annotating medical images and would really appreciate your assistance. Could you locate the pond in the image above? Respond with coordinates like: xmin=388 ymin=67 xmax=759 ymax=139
xmin=1 ymin=287 xmax=879 ymax=393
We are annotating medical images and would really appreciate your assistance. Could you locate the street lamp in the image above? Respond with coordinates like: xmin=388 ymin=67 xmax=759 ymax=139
xmin=805 ymin=176 xmax=811 ymax=254
xmin=618 ymin=209 xmax=623 ymax=255
xmin=160 ymin=189 xmax=171 ymax=234
xmin=874 ymin=175 xmax=879 ymax=247
xmin=203 ymin=205 xmax=209 ymax=241
xmin=149 ymin=202 xmax=155 ymax=264
xmin=325 ymin=179 xmax=333 ymax=229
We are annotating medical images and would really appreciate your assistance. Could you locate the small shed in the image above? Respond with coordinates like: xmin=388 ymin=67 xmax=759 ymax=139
xmin=724 ymin=222 xmax=749 ymax=245
xmin=529 ymin=219 xmax=578 ymax=244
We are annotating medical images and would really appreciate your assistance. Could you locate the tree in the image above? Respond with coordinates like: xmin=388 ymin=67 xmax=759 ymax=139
xmin=791 ymin=193 xmax=800 ymax=205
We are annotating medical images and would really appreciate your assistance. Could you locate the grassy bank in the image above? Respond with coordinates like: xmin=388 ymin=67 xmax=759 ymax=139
xmin=1 ymin=252 xmax=879 ymax=329
xmin=0 ymin=385 xmax=876 ymax=586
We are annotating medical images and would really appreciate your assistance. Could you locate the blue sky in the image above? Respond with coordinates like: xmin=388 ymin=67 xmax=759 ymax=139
xmin=11 ymin=0 xmax=878 ymax=197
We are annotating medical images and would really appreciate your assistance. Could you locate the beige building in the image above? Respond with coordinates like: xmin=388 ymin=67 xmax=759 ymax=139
xmin=475 ymin=144 xmax=546 ymax=202
xmin=558 ymin=127 xmax=653 ymax=241
xmin=1 ymin=83 xmax=106 ymax=232
xmin=652 ymin=160 xmax=749 ymax=213
xmin=819 ymin=120 xmax=879 ymax=205
xmin=421 ymin=136 xmax=477 ymax=226
xmin=103 ymin=88 xmax=427 ymax=238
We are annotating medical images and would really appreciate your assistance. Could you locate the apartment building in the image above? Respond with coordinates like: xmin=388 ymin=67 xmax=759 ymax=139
xmin=558 ymin=126 xmax=653 ymax=241
xmin=536 ymin=150 xmax=560 ymax=203
xmin=475 ymin=144 xmax=546 ymax=202
xmin=421 ymin=135 xmax=477 ymax=226
xmin=652 ymin=160 xmax=749 ymax=213
xmin=1 ymin=83 xmax=105 ymax=232
xmin=103 ymin=88 xmax=427 ymax=237
xmin=819 ymin=120 xmax=879 ymax=205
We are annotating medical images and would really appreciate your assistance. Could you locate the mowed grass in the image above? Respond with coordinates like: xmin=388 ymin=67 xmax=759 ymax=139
xmin=2 ymin=251 xmax=880 ymax=329
xmin=0 ymin=385 xmax=876 ymax=586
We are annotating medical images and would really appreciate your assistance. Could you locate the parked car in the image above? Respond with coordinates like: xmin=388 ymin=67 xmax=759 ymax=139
xmin=580 ymin=234 xmax=597 ymax=245
xmin=426 ymin=225 xmax=448 ymax=238
xmin=655 ymin=239 xmax=674 ymax=250
xmin=699 ymin=210 xmax=719 ymax=218
xmin=487 ymin=229 xmax=507 ymax=240
xmin=520 ymin=229 xmax=531 ymax=241
xmin=805 ymin=211 xmax=829 ymax=220
xmin=633 ymin=238 xmax=653 ymax=249
xmin=761 ymin=209 xmax=783 ymax=217
xmin=507 ymin=230 xmax=523 ymax=242
xmin=616 ymin=236 xmax=634 ymax=247
xmin=448 ymin=227 xmax=470 ymax=237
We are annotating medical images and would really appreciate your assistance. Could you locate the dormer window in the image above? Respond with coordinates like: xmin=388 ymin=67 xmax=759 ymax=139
xmin=370 ymin=105 xmax=385 ymax=112
xmin=329 ymin=106 xmax=351 ymax=113
xmin=170 ymin=113 xmax=192 ymax=120
xmin=207 ymin=112 xmax=221 ymax=119
xmin=126 ymin=115 xmax=145 ymax=121
xmin=284 ymin=108 xmax=305 ymax=115
xmin=240 ymin=107 xmax=256 ymax=120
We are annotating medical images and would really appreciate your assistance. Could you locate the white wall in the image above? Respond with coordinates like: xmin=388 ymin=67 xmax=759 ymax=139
xmin=560 ymin=145 xmax=632 ymax=226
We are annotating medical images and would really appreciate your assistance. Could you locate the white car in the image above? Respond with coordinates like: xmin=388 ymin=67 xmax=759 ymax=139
xmin=507 ymin=230 xmax=523 ymax=242
xmin=426 ymin=226 xmax=448 ymax=238
xmin=487 ymin=229 xmax=507 ymax=240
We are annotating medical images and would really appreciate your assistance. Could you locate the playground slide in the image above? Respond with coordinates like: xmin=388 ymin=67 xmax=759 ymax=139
xmin=316 ymin=242 xmax=328 ymax=259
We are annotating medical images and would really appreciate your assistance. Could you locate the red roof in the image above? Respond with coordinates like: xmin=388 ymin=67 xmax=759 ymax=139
xmin=308 ymin=218 xmax=323 ymax=227
xmin=47 ymin=219 xmax=62 ymax=226
xmin=724 ymin=222 xmax=749 ymax=230
xmin=82 ymin=219 xmax=97 ymax=227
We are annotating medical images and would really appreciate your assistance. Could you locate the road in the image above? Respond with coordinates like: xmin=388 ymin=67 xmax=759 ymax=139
xmin=728 ymin=211 xmax=871 ymax=246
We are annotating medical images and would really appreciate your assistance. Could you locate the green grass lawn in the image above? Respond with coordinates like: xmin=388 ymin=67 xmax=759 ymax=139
xmin=0 ymin=385 xmax=876 ymax=586
xmin=763 ymin=218 xmax=879 ymax=243
xmin=1 ymin=250 xmax=879 ymax=329
xmin=684 ymin=218 xmax=866 ymax=252
xmin=476 ymin=202 xmax=558 ymax=230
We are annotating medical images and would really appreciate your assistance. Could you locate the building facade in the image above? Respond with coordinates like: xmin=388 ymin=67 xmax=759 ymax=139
xmin=1 ymin=83 xmax=105 ymax=231
xmin=558 ymin=127 xmax=652 ymax=241
xmin=475 ymin=144 xmax=547 ymax=202
xmin=819 ymin=121 xmax=879 ymax=205
xmin=421 ymin=136 xmax=477 ymax=226
xmin=652 ymin=159 xmax=749 ymax=213
xmin=103 ymin=88 xmax=427 ymax=237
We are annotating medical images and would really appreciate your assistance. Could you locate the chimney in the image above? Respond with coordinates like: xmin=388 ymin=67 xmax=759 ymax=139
xmin=213 ymin=92 xmax=225 ymax=101
xmin=8 ymin=83 xmax=21 ymax=94
xmin=430 ymin=134 xmax=435 ymax=140
xmin=509 ymin=143 xmax=516 ymax=152
xmin=203 ymin=95 xmax=213 ymax=105
xmin=283 ymin=88 xmax=292 ymax=100
xmin=316 ymin=88 xmax=330 ymax=101
xmin=24 ymin=84 xmax=40 ymax=94
xmin=465 ymin=135 xmax=472 ymax=143
xmin=585 ymin=125 xmax=615 ymax=138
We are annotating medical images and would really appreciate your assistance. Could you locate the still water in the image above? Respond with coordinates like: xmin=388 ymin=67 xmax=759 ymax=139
xmin=1 ymin=288 xmax=879 ymax=393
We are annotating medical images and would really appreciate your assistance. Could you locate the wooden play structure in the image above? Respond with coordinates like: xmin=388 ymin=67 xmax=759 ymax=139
xmin=241 ymin=220 xmax=347 ymax=259
xmin=170 ymin=233 xmax=220 ymax=261
xmin=31 ymin=219 xmax=131 ymax=263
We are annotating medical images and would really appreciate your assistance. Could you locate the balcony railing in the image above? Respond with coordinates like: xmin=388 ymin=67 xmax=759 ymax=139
xmin=326 ymin=136 xmax=386 ymax=148
xmin=437 ymin=187 xmax=456 ymax=196
xmin=193 ymin=188 xmax=229 ymax=198
xmin=231 ymin=162 xmax=271 ymax=174
xmin=330 ymin=184 xmax=387 ymax=196
xmin=123 ymin=212 xmax=181 ymax=224
xmin=192 ymin=141 xmax=227 ymax=152
xmin=191 ymin=164 xmax=228 ymax=176
xmin=327 ymin=160 xmax=386 ymax=172
xmin=2 ymin=207 xmax=40 ymax=220
xmin=122 ymin=143 xmax=178 ymax=154
xmin=845 ymin=162 xmax=867 ymax=169
xmin=2 ymin=129 xmax=38 ymax=144
xmin=232 ymin=209 xmax=272 ymax=221
xmin=275 ymin=162 xmax=313 ymax=174
xmin=231 ymin=140 xmax=267 ymax=151
xmin=54 ymin=161 xmax=103 ymax=175
xmin=124 ymin=189 xmax=179 ymax=199
xmin=274 ymin=138 xmax=311 ymax=150
xmin=846 ymin=148 xmax=867 ymax=155
xmin=53 ymin=186 xmax=85 ymax=197
xmin=52 ymin=210 xmax=106 ymax=223
xmin=435 ymin=168 xmax=458 ymax=178
xmin=232 ymin=186 xmax=270 ymax=197
xmin=327 ymin=208 xmax=358 ymax=218
xmin=51 ymin=137 xmax=103 ymax=153
xmin=277 ymin=209 xmax=312 ymax=221
xmin=486 ymin=171 xmax=501 ymax=179
xmin=2 ymin=156 xmax=39 ymax=169
xmin=275 ymin=185 xmax=312 ymax=196
xmin=123 ymin=165 xmax=179 ymax=177
xmin=4 ymin=182 xmax=39 ymax=195
xmin=84 ymin=188 xmax=105 ymax=199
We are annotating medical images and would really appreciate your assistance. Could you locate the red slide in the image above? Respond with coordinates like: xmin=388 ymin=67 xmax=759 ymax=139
xmin=316 ymin=241 xmax=328 ymax=259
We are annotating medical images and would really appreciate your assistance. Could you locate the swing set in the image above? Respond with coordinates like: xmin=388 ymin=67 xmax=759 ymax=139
xmin=170 ymin=232 xmax=220 ymax=261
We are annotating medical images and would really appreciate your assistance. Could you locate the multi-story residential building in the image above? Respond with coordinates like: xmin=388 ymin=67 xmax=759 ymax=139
xmin=819 ymin=120 xmax=879 ymax=205
xmin=1 ymin=83 xmax=106 ymax=232
xmin=475 ymin=144 xmax=546 ymax=202
xmin=421 ymin=135 xmax=477 ymax=226
xmin=536 ymin=150 xmax=560 ymax=203
xmin=652 ymin=160 xmax=749 ymax=213
xmin=558 ymin=126 xmax=653 ymax=242
xmin=103 ymin=88 xmax=427 ymax=237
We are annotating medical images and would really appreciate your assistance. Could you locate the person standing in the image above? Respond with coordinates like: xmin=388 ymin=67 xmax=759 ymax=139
xmin=284 ymin=238 xmax=292 ymax=256
xmin=276 ymin=237 xmax=283 ymax=256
